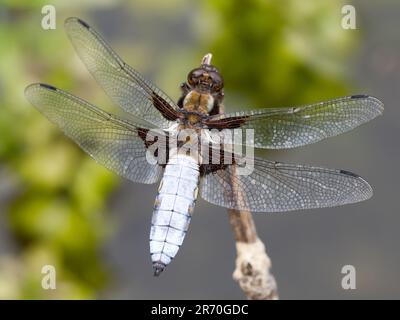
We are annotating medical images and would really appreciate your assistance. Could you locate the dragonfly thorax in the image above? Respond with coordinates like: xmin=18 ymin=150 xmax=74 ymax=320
xmin=182 ymin=90 xmax=214 ymax=123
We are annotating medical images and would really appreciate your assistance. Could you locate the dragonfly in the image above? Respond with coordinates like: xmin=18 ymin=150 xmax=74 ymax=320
xmin=25 ymin=17 xmax=384 ymax=276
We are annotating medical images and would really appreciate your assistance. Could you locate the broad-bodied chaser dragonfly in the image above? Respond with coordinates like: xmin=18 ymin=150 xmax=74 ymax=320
xmin=26 ymin=17 xmax=383 ymax=276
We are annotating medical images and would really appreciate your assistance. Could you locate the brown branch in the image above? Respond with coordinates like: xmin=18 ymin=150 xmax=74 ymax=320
xmin=228 ymin=209 xmax=278 ymax=300
xmin=205 ymin=52 xmax=278 ymax=299
xmin=226 ymin=165 xmax=278 ymax=300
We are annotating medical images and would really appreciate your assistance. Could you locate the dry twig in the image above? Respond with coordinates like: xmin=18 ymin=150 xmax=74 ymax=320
xmin=226 ymin=165 xmax=278 ymax=300
xmin=228 ymin=209 xmax=278 ymax=300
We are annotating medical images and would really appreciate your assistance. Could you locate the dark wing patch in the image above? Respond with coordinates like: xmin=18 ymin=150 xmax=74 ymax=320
xmin=151 ymin=92 xmax=183 ymax=121
xmin=203 ymin=115 xmax=249 ymax=129
xmin=199 ymin=145 xmax=238 ymax=176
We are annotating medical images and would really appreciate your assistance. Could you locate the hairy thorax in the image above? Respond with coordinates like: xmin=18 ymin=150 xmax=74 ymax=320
xmin=182 ymin=90 xmax=214 ymax=125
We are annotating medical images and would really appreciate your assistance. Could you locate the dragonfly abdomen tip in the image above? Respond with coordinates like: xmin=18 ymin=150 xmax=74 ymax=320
xmin=153 ymin=262 xmax=166 ymax=277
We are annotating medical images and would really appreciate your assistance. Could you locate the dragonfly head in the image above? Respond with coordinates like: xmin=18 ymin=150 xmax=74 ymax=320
xmin=187 ymin=53 xmax=224 ymax=94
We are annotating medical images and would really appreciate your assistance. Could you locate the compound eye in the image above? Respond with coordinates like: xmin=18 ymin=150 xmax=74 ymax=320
xmin=188 ymin=69 xmax=204 ymax=80
xmin=193 ymin=69 xmax=205 ymax=77
xmin=188 ymin=69 xmax=203 ymax=86
xmin=188 ymin=77 xmax=195 ymax=86
xmin=210 ymin=72 xmax=223 ymax=90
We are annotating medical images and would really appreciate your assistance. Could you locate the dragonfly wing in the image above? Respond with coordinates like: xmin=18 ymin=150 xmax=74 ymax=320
xmin=200 ymin=156 xmax=372 ymax=212
xmin=64 ymin=17 xmax=180 ymax=129
xmin=203 ymin=95 xmax=383 ymax=149
xmin=25 ymin=83 xmax=163 ymax=184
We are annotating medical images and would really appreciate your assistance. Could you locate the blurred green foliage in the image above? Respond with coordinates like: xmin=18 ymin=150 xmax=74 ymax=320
xmin=0 ymin=3 xmax=118 ymax=298
xmin=0 ymin=0 xmax=354 ymax=298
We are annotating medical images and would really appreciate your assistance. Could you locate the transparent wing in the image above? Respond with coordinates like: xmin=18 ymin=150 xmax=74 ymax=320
xmin=25 ymin=83 xmax=162 ymax=184
xmin=204 ymin=95 xmax=384 ymax=149
xmin=200 ymin=157 xmax=372 ymax=212
xmin=64 ymin=17 xmax=180 ymax=129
